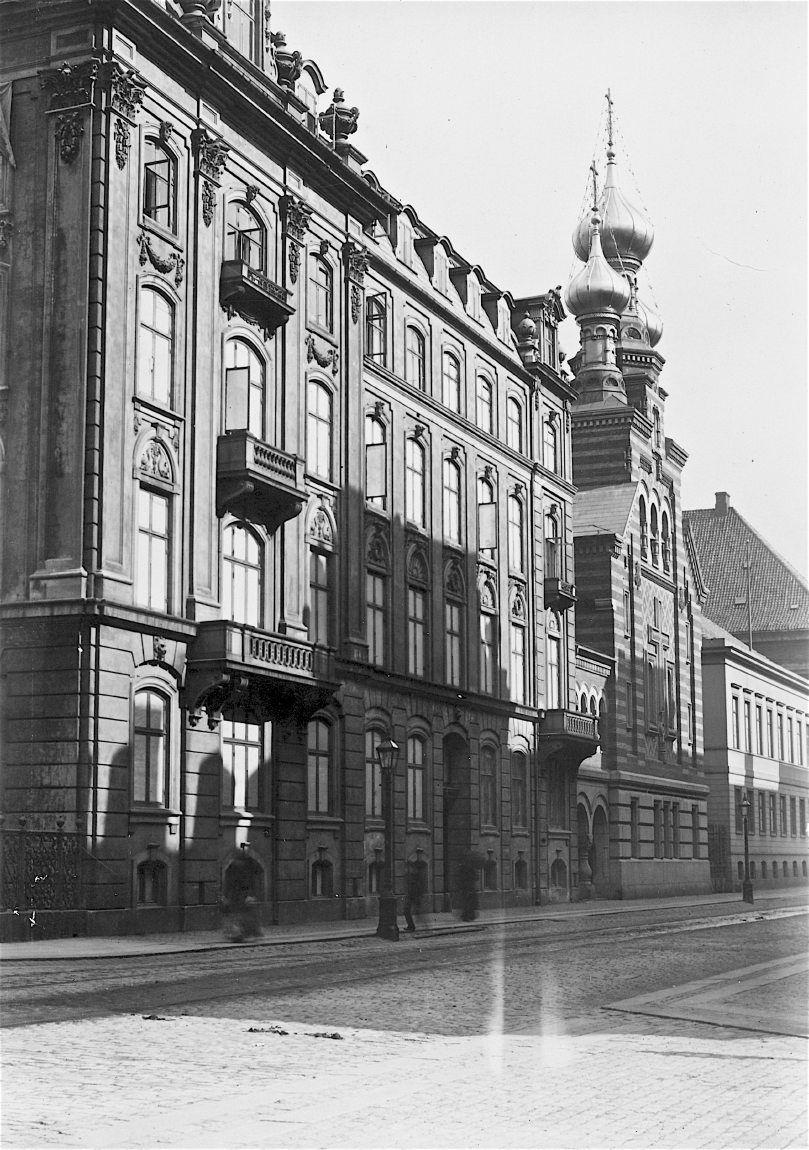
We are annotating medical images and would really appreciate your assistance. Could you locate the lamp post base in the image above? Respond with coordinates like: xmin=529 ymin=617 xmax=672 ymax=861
xmin=742 ymin=880 xmax=754 ymax=904
xmin=376 ymin=894 xmax=400 ymax=941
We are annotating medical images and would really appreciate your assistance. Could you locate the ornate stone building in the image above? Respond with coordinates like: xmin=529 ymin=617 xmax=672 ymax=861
xmin=567 ymin=112 xmax=712 ymax=897
xmin=0 ymin=0 xmax=597 ymax=937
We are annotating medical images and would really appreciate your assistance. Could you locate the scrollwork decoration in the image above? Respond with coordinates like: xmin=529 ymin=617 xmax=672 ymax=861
xmin=305 ymin=334 xmax=339 ymax=376
xmin=137 ymin=232 xmax=185 ymax=286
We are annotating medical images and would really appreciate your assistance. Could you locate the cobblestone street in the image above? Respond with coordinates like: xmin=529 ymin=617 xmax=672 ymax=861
xmin=2 ymin=898 xmax=807 ymax=1148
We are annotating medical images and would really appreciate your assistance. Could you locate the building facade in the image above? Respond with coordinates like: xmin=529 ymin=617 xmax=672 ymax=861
xmin=701 ymin=616 xmax=809 ymax=890
xmin=0 ymin=0 xmax=598 ymax=937
xmin=565 ymin=116 xmax=712 ymax=898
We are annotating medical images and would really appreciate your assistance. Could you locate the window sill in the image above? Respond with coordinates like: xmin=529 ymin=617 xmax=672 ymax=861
xmin=365 ymin=817 xmax=385 ymax=832
xmin=220 ymin=811 xmax=274 ymax=827
xmin=406 ymin=820 xmax=430 ymax=833
xmin=307 ymin=814 xmax=343 ymax=830
xmin=306 ymin=321 xmax=337 ymax=346
xmin=479 ymin=825 xmax=500 ymax=836
xmin=140 ymin=216 xmax=183 ymax=253
xmin=129 ymin=807 xmax=180 ymax=827
xmin=134 ymin=395 xmax=183 ymax=425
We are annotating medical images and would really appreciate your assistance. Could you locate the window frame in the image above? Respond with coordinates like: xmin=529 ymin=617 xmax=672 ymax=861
xmin=506 ymin=395 xmax=523 ymax=453
xmin=142 ymin=137 xmax=177 ymax=234
xmin=222 ymin=520 xmax=264 ymax=628
xmin=306 ymin=378 xmax=334 ymax=481
xmin=307 ymin=716 xmax=332 ymax=815
xmin=442 ymin=456 xmax=462 ymax=544
xmin=480 ymin=744 xmax=498 ymax=828
xmin=226 ymin=200 xmax=266 ymax=272
xmin=133 ymin=687 xmax=170 ymax=807
xmin=221 ymin=714 xmax=264 ymax=811
xmin=308 ymin=253 xmax=334 ymax=332
xmin=441 ymin=349 xmax=462 ymax=413
xmin=405 ymin=325 xmax=427 ymax=391
xmin=405 ymin=436 xmax=427 ymax=529
xmin=137 ymin=285 xmax=175 ymax=409
xmin=365 ymin=292 xmax=388 ymax=366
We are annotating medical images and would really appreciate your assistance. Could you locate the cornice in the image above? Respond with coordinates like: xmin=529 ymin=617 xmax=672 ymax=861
xmin=665 ymin=436 xmax=689 ymax=468
xmin=701 ymin=637 xmax=809 ymax=692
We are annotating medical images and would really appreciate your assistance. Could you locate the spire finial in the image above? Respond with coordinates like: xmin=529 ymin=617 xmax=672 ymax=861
xmin=605 ymin=88 xmax=614 ymax=148
xmin=589 ymin=160 xmax=599 ymax=213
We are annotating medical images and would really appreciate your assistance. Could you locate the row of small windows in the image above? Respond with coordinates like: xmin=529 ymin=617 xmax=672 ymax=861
xmin=730 ymin=695 xmax=807 ymax=765
xmin=734 ymin=788 xmax=807 ymax=838
xmin=738 ymin=860 xmax=808 ymax=881
xmin=627 ymin=798 xmax=702 ymax=860
xmin=638 ymin=494 xmax=672 ymax=574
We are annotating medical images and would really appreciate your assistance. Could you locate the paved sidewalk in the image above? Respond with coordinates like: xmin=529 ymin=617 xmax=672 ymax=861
xmin=2 ymin=888 xmax=806 ymax=961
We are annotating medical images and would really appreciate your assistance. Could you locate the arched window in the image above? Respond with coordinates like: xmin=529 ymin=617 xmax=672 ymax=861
xmin=137 ymin=287 xmax=174 ymax=406
xmin=365 ymin=728 xmax=383 ymax=818
xmin=481 ymin=745 xmax=498 ymax=826
xmin=546 ymin=612 xmax=562 ymax=710
xmin=308 ymin=255 xmax=333 ymax=331
xmin=510 ymin=591 xmax=527 ymax=705
xmin=512 ymin=750 xmax=528 ymax=828
xmin=365 ymin=294 xmax=387 ymax=365
xmin=506 ymin=396 xmax=523 ymax=453
xmin=514 ymin=855 xmax=528 ymax=889
xmin=366 ymin=532 xmax=388 ymax=668
xmin=225 ymin=339 xmax=266 ymax=439
xmin=307 ymin=380 xmax=332 ymax=480
xmin=445 ymin=564 xmax=464 ymax=689
xmin=226 ymin=201 xmax=265 ymax=271
xmin=650 ymin=504 xmax=660 ymax=565
xmin=136 ymin=486 xmax=171 ymax=612
xmin=221 ymin=715 xmax=262 ymax=810
xmin=133 ymin=688 xmax=169 ymax=806
xmin=407 ymin=735 xmax=426 ymax=822
xmin=407 ymin=550 xmax=428 ymax=678
xmin=479 ymin=575 xmax=498 ymax=695
xmin=544 ymin=418 xmax=558 ymax=473
xmin=308 ymin=547 xmax=331 ymax=645
xmin=226 ymin=0 xmax=259 ymax=62
xmin=661 ymin=511 xmax=671 ymax=573
xmin=364 ymin=414 xmax=387 ymax=509
xmin=222 ymin=522 xmax=263 ymax=626
xmin=311 ymin=855 xmax=334 ymax=897
xmin=544 ymin=510 xmax=561 ymax=581
xmin=142 ymin=138 xmax=176 ymax=232
xmin=477 ymin=476 xmax=496 ymax=556
xmin=405 ymin=437 xmax=426 ymax=528
xmin=476 ymin=374 xmax=493 ymax=434
xmin=307 ymin=718 xmax=331 ymax=814
xmin=406 ymin=326 xmax=426 ymax=391
xmin=443 ymin=458 xmax=461 ymax=544
xmin=442 ymin=351 xmax=461 ymax=412
xmin=507 ymin=494 xmax=524 ymax=573
xmin=137 ymin=859 xmax=168 ymax=905
xmin=579 ymin=691 xmax=588 ymax=713
xmin=639 ymin=496 xmax=648 ymax=560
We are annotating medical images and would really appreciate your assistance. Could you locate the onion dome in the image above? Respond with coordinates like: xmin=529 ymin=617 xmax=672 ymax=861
xmin=637 ymin=298 xmax=663 ymax=347
xmin=565 ymin=212 xmax=631 ymax=318
xmin=573 ymin=148 xmax=654 ymax=272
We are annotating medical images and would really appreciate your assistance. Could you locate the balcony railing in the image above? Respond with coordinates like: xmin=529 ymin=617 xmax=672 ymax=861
xmin=219 ymin=259 xmax=295 ymax=338
xmin=544 ymin=538 xmax=576 ymax=611
xmin=542 ymin=709 xmax=599 ymax=743
xmin=216 ymin=430 xmax=307 ymax=532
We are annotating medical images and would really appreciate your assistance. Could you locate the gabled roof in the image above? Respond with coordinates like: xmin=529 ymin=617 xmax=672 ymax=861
xmin=574 ymin=483 xmax=637 ymax=540
xmin=684 ymin=494 xmax=809 ymax=634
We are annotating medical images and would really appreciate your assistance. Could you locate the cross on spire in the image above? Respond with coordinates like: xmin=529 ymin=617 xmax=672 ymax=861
xmin=605 ymin=88 xmax=614 ymax=147
xmin=589 ymin=160 xmax=599 ymax=212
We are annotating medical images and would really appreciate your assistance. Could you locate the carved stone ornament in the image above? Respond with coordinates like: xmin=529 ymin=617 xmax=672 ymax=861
xmin=478 ymin=571 xmax=497 ymax=612
xmin=105 ymin=61 xmax=146 ymax=120
xmin=280 ymin=194 xmax=313 ymax=244
xmin=190 ymin=127 xmax=230 ymax=183
xmin=245 ymin=184 xmax=259 ymax=203
xmin=305 ymin=334 xmax=339 ymax=376
xmin=350 ymin=282 xmax=362 ymax=325
xmin=366 ymin=528 xmax=389 ymax=570
xmin=137 ymin=231 xmax=185 ymax=286
xmin=158 ymin=120 xmax=174 ymax=144
xmin=634 ymin=560 xmax=641 ymax=589
xmin=270 ymin=31 xmax=303 ymax=91
xmin=0 ymin=213 xmax=13 ymax=249
xmin=318 ymin=88 xmax=359 ymax=147
xmin=139 ymin=439 xmax=173 ymax=482
xmin=309 ymin=506 xmax=334 ymax=546
xmin=153 ymin=634 xmax=168 ymax=663
xmin=201 ymin=180 xmax=216 ymax=228
xmin=40 ymin=59 xmax=99 ymax=111
xmin=54 ymin=112 xmax=85 ymax=164
xmin=407 ymin=547 xmax=429 ymax=585
xmin=113 ymin=117 xmax=130 ymax=170
xmin=445 ymin=560 xmax=464 ymax=599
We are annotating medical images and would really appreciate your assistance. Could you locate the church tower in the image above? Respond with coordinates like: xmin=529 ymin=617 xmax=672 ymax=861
xmin=567 ymin=94 xmax=711 ymax=899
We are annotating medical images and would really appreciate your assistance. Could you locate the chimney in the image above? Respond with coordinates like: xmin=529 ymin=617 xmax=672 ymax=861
xmin=715 ymin=491 xmax=731 ymax=515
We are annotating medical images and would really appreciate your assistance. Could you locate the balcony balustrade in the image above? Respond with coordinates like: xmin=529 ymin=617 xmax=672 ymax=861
xmin=540 ymin=709 xmax=600 ymax=762
xmin=216 ymin=430 xmax=307 ymax=532
xmin=219 ymin=259 xmax=295 ymax=338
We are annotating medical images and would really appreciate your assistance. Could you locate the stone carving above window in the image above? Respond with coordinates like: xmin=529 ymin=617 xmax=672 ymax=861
xmin=445 ymin=559 xmax=465 ymax=600
xmin=407 ymin=545 xmax=429 ymax=586
xmin=139 ymin=439 xmax=173 ymax=483
xmin=137 ymin=231 xmax=185 ymax=286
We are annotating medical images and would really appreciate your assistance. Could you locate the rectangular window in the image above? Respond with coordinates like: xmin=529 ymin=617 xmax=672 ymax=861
xmin=445 ymin=601 xmax=462 ymax=688
xmin=228 ymin=0 xmax=258 ymax=62
xmin=734 ymin=786 xmax=743 ymax=834
xmin=790 ymin=795 xmax=797 ymax=836
xmin=308 ymin=550 xmax=330 ymax=646
xmin=788 ymin=717 xmax=795 ymax=763
xmin=731 ymin=695 xmax=740 ymax=749
xmin=672 ymin=802 xmax=680 ymax=859
xmin=512 ymin=754 xmax=528 ymax=828
xmin=623 ymin=590 xmax=631 ymax=638
xmin=307 ymin=720 xmax=330 ymax=814
xmin=777 ymin=712 xmax=785 ymax=760
xmin=685 ymin=620 xmax=693 ymax=664
xmin=687 ymin=702 xmax=694 ymax=745
xmin=510 ymin=623 xmax=526 ymax=705
xmin=481 ymin=749 xmax=498 ymax=827
xmin=221 ymin=717 xmax=262 ymax=810
xmin=780 ymin=794 xmax=787 ymax=836
xmin=547 ymin=636 xmax=561 ymax=710
xmin=479 ymin=613 xmax=496 ymax=695
xmin=798 ymin=721 xmax=804 ymax=765
xmin=366 ymin=572 xmax=386 ymax=667
xmin=365 ymin=294 xmax=387 ymax=365
xmin=767 ymin=708 xmax=774 ymax=757
xmin=408 ymin=587 xmax=426 ymax=677
xmin=407 ymin=738 xmax=425 ymax=822
xmin=133 ymin=690 xmax=168 ymax=806
xmin=630 ymin=798 xmax=639 ymax=857
xmin=755 ymin=704 xmax=763 ymax=755
xmin=743 ymin=699 xmax=751 ymax=752
xmin=365 ymin=729 xmax=382 ymax=819
xmin=801 ymin=798 xmax=807 ymax=837
xmin=691 ymin=805 xmax=700 ymax=858
xmin=653 ymin=801 xmax=663 ymax=858
xmin=626 ymin=680 xmax=634 ymax=729
xmin=136 ymin=488 xmax=170 ymax=613
xmin=757 ymin=791 xmax=766 ymax=835
xmin=478 ymin=499 xmax=497 ymax=554
xmin=768 ymin=793 xmax=777 ymax=836
xmin=663 ymin=801 xmax=672 ymax=857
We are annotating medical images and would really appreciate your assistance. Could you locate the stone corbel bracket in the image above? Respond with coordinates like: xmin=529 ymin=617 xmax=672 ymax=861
xmin=39 ymin=58 xmax=100 ymax=164
xmin=280 ymin=193 xmax=313 ymax=284
xmin=344 ymin=240 xmax=369 ymax=324
xmin=104 ymin=61 xmax=147 ymax=170
xmin=190 ymin=126 xmax=230 ymax=228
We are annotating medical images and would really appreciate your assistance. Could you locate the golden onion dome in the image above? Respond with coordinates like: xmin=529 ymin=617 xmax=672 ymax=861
xmin=565 ymin=213 xmax=631 ymax=318
xmin=573 ymin=148 xmax=654 ymax=272
xmin=637 ymin=298 xmax=663 ymax=347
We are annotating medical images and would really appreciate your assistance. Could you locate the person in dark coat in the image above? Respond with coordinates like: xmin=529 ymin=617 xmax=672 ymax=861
xmin=457 ymin=850 xmax=482 ymax=922
xmin=223 ymin=850 xmax=262 ymax=941
xmin=403 ymin=860 xmax=426 ymax=932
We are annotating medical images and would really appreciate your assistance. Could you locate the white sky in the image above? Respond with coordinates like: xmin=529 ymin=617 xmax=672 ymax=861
xmin=277 ymin=0 xmax=808 ymax=576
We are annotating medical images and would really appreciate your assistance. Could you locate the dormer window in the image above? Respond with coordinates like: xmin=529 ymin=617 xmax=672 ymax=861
xmin=226 ymin=202 xmax=265 ymax=272
xmin=226 ymin=0 xmax=259 ymax=64
xmin=399 ymin=216 xmax=414 ymax=267
xmin=143 ymin=138 xmax=176 ymax=233
xmin=468 ymin=278 xmax=481 ymax=321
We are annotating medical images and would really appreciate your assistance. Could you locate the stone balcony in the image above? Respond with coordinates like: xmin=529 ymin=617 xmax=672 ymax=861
xmin=219 ymin=259 xmax=295 ymax=338
xmin=544 ymin=539 xmax=576 ymax=611
xmin=539 ymin=709 xmax=599 ymax=762
xmin=216 ymin=431 xmax=307 ymax=533
xmin=186 ymin=621 xmax=337 ymax=727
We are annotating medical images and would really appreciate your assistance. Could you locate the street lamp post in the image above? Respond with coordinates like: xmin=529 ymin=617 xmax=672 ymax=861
xmin=741 ymin=790 xmax=754 ymax=904
xmin=376 ymin=737 xmax=400 ymax=941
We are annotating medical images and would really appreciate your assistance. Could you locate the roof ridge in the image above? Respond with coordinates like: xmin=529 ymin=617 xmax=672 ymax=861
xmin=727 ymin=506 xmax=809 ymax=591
